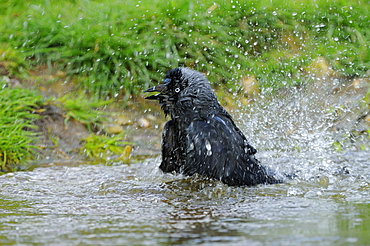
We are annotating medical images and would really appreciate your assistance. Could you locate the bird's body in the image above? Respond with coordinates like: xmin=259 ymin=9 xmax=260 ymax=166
xmin=145 ymin=67 xmax=279 ymax=186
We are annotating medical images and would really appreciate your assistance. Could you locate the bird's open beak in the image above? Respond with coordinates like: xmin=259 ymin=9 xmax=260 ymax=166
xmin=144 ymin=84 xmax=167 ymax=100
xmin=145 ymin=84 xmax=167 ymax=93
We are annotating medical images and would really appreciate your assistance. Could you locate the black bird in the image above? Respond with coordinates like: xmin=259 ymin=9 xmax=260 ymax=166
xmin=145 ymin=67 xmax=279 ymax=186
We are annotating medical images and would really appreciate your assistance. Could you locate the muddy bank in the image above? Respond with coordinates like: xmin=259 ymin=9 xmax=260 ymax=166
xmin=30 ymin=76 xmax=369 ymax=167
xmin=2 ymin=63 xmax=368 ymax=169
xmin=32 ymin=101 xmax=165 ymax=165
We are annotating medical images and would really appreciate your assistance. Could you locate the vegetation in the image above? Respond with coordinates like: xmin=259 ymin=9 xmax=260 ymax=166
xmin=0 ymin=85 xmax=133 ymax=171
xmin=0 ymin=0 xmax=369 ymax=98
xmin=0 ymin=80 xmax=42 ymax=171
xmin=0 ymin=44 xmax=28 ymax=78
xmin=0 ymin=0 xmax=369 ymax=171
xmin=81 ymin=133 xmax=133 ymax=163
xmin=55 ymin=93 xmax=112 ymax=131
xmin=55 ymin=94 xmax=134 ymax=163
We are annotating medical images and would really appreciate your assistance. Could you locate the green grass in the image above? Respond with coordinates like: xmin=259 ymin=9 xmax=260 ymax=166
xmin=0 ymin=44 xmax=28 ymax=78
xmin=0 ymin=80 xmax=42 ymax=171
xmin=0 ymin=0 xmax=369 ymax=98
xmin=81 ymin=133 xmax=133 ymax=163
xmin=54 ymin=93 xmax=112 ymax=131
xmin=0 ymin=0 xmax=369 ymax=170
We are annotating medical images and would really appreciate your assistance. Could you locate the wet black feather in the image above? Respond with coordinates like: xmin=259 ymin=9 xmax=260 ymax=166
xmin=145 ymin=67 xmax=279 ymax=186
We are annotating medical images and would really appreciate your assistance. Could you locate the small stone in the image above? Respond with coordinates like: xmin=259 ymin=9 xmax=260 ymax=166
xmin=241 ymin=75 xmax=259 ymax=96
xmin=103 ymin=123 xmax=124 ymax=134
xmin=146 ymin=114 xmax=157 ymax=121
xmin=116 ymin=115 xmax=133 ymax=125
xmin=137 ymin=118 xmax=150 ymax=128
xmin=351 ymin=78 xmax=369 ymax=90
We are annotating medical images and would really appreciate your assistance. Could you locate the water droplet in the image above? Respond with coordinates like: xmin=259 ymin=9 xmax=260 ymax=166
xmin=205 ymin=140 xmax=212 ymax=156
xmin=315 ymin=23 xmax=326 ymax=28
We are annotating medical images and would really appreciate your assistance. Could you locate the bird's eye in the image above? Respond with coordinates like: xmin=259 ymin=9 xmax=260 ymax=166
xmin=175 ymin=88 xmax=180 ymax=93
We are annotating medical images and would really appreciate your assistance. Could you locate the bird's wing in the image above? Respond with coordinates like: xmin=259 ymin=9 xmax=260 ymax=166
xmin=159 ymin=120 xmax=182 ymax=173
xmin=183 ymin=117 xmax=271 ymax=186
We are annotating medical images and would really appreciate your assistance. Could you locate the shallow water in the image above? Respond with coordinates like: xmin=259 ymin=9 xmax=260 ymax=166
xmin=1 ymin=78 xmax=370 ymax=245
xmin=1 ymin=150 xmax=370 ymax=245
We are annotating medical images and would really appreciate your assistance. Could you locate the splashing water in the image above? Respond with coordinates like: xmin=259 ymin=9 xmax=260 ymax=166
xmin=239 ymin=77 xmax=365 ymax=153
xmin=235 ymin=77 xmax=368 ymax=179
xmin=0 ymin=77 xmax=369 ymax=245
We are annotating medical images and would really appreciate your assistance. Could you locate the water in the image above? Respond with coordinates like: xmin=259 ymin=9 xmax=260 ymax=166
xmin=1 ymin=78 xmax=370 ymax=245
xmin=1 ymin=154 xmax=370 ymax=245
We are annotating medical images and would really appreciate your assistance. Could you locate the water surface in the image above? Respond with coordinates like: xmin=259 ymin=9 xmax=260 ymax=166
xmin=1 ymin=150 xmax=370 ymax=245
xmin=1 ymin=78 xmax=370 ymax=245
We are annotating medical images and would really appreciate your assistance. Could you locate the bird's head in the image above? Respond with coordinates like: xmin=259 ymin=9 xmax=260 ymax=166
xmin=145 ymin=67 xmax=218 ymax=117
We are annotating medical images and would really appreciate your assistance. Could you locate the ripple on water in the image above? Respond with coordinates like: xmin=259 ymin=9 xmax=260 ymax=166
xmin=1 ymin=150 xmax=370 ymax=245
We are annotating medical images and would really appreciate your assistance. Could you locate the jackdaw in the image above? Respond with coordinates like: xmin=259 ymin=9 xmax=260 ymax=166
xmin=145 ymin=67 xmax=279 ymax=186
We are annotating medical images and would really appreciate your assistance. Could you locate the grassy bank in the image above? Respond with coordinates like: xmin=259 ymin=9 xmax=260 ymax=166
xmin=0 ymin=80 xmax=42 ymax=171
xmin=0 ymin=0 xmax=369 ymax=170
xmin=1 ymin=0 xmax=369 ymax=98
xmin=0 ymin=83 xmax=134 ymax=171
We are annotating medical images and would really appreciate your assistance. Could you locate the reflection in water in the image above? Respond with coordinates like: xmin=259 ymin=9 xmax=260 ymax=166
xmin=337 ymin=203 xmax=370 ymax=245
xmin=1 ymin=78 xmax=370 ymax=245
xmin=1 ymin=154 xmax=369 ymax=245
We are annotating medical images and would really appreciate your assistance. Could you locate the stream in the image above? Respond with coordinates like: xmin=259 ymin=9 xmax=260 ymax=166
xmin=1 ymin=78 xmax=370 ymax=245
